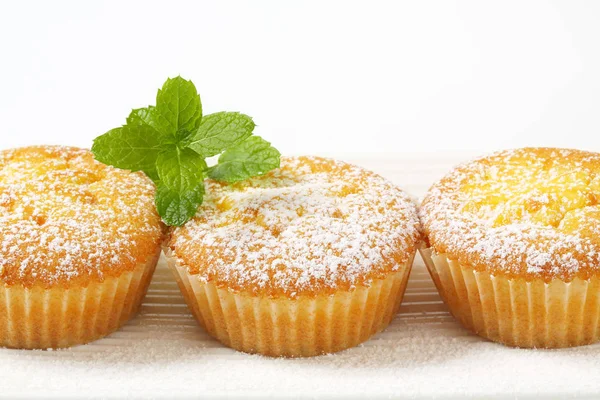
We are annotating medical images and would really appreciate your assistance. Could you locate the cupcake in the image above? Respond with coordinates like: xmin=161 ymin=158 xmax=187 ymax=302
xmin=420 ymin=147 xmax=600 ymax=348
xmin=165 ymin=156 xmax=421 ymax=357
xmin=0 ymin=146 xmax=163 ymax=349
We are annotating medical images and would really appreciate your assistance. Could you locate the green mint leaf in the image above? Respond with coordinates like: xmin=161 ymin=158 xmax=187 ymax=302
xmin=91 ymin=123 xmax=166 ymax=180
xmin=155 ymin=182 xmax=204 ymax=226
xmin=186 ymin=112 xmax=255 ymax=157
xmin=126 ymin=107 xmax=175 ymax=144
xmin=156 ymin=147 xmax=207 ymax=191
xmin=154 ymin=76 xmax=202 ymax=136
xmin=126 ymin=106 xmax=155 ymax=127
xmin=208 ymin=136 xmax=281 ymax=183
xmin=127 ymin=106 xmax=174 ymax=143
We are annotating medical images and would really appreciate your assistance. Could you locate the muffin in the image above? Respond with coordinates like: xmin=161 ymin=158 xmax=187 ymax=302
xmin=165 ymin=156 xmax=421 ymax=357
xmin=420 ymin=147 xmax=600 ymax=348
xmin=0 ymin=146 xmax=164 ymax=349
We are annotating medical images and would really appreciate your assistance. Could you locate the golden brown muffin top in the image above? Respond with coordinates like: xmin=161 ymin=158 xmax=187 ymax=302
xmin=168 ymin=156 xmax=421 ymax=297
xmin=421 ymin=147 xmax=600 ymax=282
xmin=0 ymin=146 xmax=163 ymax=288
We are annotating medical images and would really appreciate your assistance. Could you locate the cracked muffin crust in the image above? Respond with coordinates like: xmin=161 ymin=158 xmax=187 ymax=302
xmin=0 ymin=146 xmax=163 ymax=287
xmin=421 ymin=147 xmax=600 ymax=282
xmin=168 ymin=156 xmax=421 ymax=297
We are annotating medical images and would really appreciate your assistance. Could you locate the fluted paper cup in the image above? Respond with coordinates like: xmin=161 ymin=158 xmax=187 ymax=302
xmin=0 ymin=250 xmax=160 ymax=349
xmin=420 ymin=247 xmax=600 ymax=348
xmin=167 ymin=250 xmax=416 ymax=357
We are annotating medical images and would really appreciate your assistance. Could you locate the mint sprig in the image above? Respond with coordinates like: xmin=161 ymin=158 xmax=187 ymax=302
xmin=91 ymin=76 xmax=281 ymax=226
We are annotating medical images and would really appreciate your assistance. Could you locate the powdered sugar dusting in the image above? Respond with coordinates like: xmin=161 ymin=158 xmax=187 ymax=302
xmin=420 ymin=147 xmax=600 ymax=281
xmin=169 ymin=156 xmax=421 ymax=296
xmin=0 ymin=146 xmax=163 ymax=287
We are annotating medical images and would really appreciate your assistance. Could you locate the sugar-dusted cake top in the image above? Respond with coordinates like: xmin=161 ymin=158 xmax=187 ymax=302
xmin=168 ymin=156 xmax=421 ymax=297
xmin=421 ymin=147 xmax=600 ymax=281
xmin=0 ymin=146 xmax=164 ymax=287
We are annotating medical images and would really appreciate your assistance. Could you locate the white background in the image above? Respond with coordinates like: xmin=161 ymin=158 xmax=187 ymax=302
xmin=1 ymin=0 xmax=599 ymax=156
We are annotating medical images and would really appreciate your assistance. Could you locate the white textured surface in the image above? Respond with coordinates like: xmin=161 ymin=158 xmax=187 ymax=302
xmin=1 ymin=155 xmax=600 ymax=400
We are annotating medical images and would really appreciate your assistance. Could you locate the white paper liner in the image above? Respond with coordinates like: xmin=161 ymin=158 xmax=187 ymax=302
xmin=420 ymin=247 xmax=600 ymax=348
xmin=166 ymin=250 xmax=416 ymax=357
xmin=0 ymin=250 xmax=160 ymax=349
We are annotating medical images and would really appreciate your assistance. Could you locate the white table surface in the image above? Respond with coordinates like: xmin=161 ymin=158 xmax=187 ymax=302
xmin=1 ymin=155 xmax=599 ymax=400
